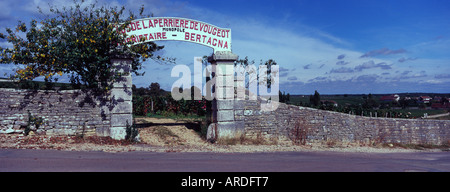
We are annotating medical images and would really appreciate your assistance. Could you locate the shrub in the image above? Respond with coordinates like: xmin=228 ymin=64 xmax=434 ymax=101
xmin=125 ymin=120 xmax=139 ymax=142
xmin=289 ymin=120 xmax=309 ymax=145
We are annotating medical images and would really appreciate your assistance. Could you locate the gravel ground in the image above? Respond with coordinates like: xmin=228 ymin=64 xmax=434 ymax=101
xmin=0 ymin=117 xmax=446 ymax=153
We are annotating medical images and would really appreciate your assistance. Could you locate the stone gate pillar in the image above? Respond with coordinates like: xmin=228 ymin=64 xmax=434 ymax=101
xmin=207 ymin=51 xmax=238 ymax=141
xmin=108 ymin=55 xmax=133 ymax=140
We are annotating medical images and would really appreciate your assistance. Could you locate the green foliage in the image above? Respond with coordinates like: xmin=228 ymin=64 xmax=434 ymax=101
xmin=133 ymin=84 xmax=207 ymax=118
xmin=125 ymin=120 xmax=139 ymax=142
xmin=309 ymin=90 xmax=321 ymax=106
xmin=234 ymin=56 xmax=277 ymax=88
xmin=0 ymin=0 xmax=170 ymax=91
xmin=279 ymin=90 xmax=290 ymax=103
xmin=25 ymin=111 xmax=44 ymax=136
xmin=133 ymin=94 xmax=207 ymax=118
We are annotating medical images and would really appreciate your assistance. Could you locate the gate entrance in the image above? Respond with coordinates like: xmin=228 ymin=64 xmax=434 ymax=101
xmin=109 ymin=17 xmax=238 ymax=140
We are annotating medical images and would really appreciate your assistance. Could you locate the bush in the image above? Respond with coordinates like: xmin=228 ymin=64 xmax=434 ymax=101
xmin=125 ymin=120 xmax=139 ymax=142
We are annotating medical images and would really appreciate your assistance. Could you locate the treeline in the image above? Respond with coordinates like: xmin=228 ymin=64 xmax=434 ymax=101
xmin=280 ymin=90 xmax=449 ymax=119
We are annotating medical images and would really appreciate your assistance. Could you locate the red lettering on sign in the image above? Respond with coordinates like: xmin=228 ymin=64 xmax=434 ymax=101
xmin=148 ymin=20 xmax=154 ymax=28
xmin=218 ymin=39 xmax=223 ymax=47
xmin=184 ymin=20 xmax=189 ymax=28
xmin=136 ymin=21 xmax=142 ymax=30
xmin=175 ymin=19 xmax=179 ymax=27
xmin=159 ymin=19 xmax=163 ymax=27
xmin=212 ymin=28 xmax=217 ymax=35
xmin=207 ymin=37 xmax=212 ymax=45
xmin=202 ymin=35 xmax=207 ymax=42
xmin=131 ymin=23 xmax=137 ymax=31
xmin=224 ymin=41 xmax=228 ymax=49
xmin=168 ymin=19 xmax=173 ymax=27
xmin=190 ymin=33 xmax=195 ymax=41
xmin=196 ymin=34 xmax=201 ymax=42
xmin=180 ymin=20 xmax=184 ymax=28
xmin=217 ymin=29 xmax=221 ymax=37
xmin=162 ymin=32 xmax=167 ymax=39
xmin=212 ymin=38 xmax=217 ymax=46
xmin=190 ymin=21 xmax=194 ymax=29
xmin=142 ymin=20 xmax=148 ymax=29
xmin=185 ymin=32 xmax=189 ymax=40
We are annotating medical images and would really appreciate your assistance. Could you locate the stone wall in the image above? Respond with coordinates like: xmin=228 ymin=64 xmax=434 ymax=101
xmin=234 ymin=98 xmax=450 ymax=145
xmin=0 ymin=57 xmax=133 ymax=140
xmin=0 ymin=88 xmax=110 ymax=136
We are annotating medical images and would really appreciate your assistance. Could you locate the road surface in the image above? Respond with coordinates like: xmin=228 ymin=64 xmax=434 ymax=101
xmin=1 ymin=149 xmax=450 ymax=172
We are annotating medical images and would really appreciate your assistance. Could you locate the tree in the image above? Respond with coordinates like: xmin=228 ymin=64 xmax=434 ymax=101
xmin=278 ymin=91 xmax=290 ymax=103
xmin=363 ymin=93 xmax=379 ymax=109
xmin=262 ymin=59 xmax=277 ymax=89
xmin=234 ymin=56 xmax=277 ymax=89
xmin=279 ymin=90 xmax=284 ymax=102
xmin=0 ymin=0 xmax=171 ymax=91
xmin=313 ymin=90 xmax=320 ymax=106
xmin=149 ymin=82 xmax=161 ymax=97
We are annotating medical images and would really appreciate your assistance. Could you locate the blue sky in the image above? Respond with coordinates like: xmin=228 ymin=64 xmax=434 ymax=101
xmin=1 ymin=0 xmax=450 ymax=94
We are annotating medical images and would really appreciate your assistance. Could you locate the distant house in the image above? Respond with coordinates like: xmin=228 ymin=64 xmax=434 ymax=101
xmin=418 ymin=96 xmax=432 ymax=104
xmin=380 ymin=94 xmax=400 ymax=102
xmin=433 ymin=96 xmax=442 ymax=102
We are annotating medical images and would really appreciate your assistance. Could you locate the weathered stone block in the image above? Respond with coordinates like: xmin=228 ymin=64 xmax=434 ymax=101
xmin=217 ymin=100 xmax=234 ymax=110
xmin=217 ymin=110 xmax=234 ymax=122
xmin=109 ymin=126 xmax=126 ymax=140
xmin=110 ymin=101 xmax=132 ymax=114
xmin=217 ymin=121 xmax=236 ymax=138
xmin=113 ymin=75 xmax=132 ymax=88
xmin=110 ymin=88 xmax=132 ymax=101
xmin=111 ymin=59 xmax=132 ymax=73
xmin=110 ymin=114 xmax=133 ymax=127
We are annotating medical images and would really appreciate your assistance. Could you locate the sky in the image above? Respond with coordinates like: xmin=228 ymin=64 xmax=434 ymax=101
xmin=1 ymin=0 xmax=450 ymax=94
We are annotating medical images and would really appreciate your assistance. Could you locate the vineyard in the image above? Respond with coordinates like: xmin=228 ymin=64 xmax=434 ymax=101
xmin=133 ymin=95 xmax=207 ymax=118
xmin=132 ymin=83 xmax=207 ymax=119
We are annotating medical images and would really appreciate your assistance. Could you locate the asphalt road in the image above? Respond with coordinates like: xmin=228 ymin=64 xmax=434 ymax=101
xmin=1 ymin=149 xmax=450 ymax=172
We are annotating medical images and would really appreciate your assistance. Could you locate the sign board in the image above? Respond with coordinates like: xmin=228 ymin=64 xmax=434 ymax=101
xmin=117 ymin=17 xmax=232 ymax=53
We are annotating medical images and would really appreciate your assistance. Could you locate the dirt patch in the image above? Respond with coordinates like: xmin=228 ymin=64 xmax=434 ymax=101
xmin=135 ymin=117 xmax=208 ymax=147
